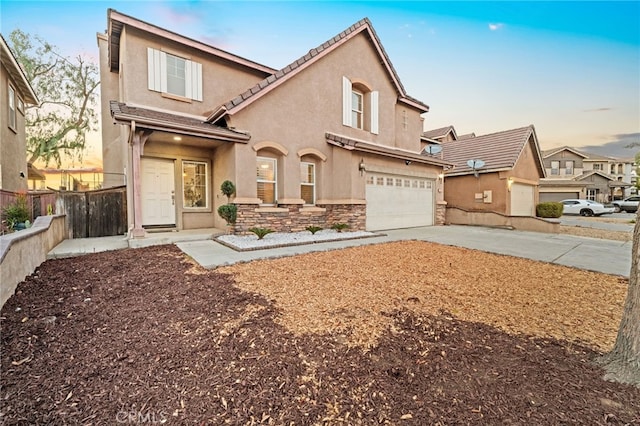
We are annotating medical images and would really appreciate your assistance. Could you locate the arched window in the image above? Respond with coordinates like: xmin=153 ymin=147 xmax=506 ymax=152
xmin=342 ymin=77 xmax=379 ymax=134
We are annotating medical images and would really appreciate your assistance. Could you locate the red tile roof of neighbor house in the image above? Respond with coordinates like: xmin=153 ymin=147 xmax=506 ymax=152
xmin=207 ymin=18 xmax=429 ymax=123
xmin=442 ymin=125 xmax=545 ymax=177
xmin=109 ymin=102 xmax=250 ymax=142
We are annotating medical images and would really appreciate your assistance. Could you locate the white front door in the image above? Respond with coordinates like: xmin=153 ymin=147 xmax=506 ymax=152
xmin=141 ymin=158 xmax=176 ymax=226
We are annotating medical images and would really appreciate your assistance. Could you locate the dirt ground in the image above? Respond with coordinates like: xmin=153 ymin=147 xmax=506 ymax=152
xmin=1 ymin=242 xmax=639 ymax=425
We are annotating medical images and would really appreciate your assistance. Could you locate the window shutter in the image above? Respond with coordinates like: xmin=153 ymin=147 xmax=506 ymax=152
xmin=370 ymin=91 xmax=379 ymax=134
xmin=147 ymin=48 xmax=162 ymax=92
xmin=192 ymin=61 xmax=203 ymax=101
xmin=159 ymin=51 xmax=168 ymax=94
xmin=342 ymin=76 xmax=352 ymax=126
xmin=185 ymin=60 xmax=192 ymax=100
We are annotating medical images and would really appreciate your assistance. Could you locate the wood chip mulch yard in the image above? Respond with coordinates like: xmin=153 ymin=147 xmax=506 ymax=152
xmin=1 ymin=241 xmax=639 ymax=425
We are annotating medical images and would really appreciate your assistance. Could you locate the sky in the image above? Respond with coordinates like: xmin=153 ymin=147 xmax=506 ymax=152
xmin=1 ymin=0 xmax=639 ymax=168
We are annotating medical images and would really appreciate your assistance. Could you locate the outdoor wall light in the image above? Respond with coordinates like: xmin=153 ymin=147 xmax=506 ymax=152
xmin=19 ymin=171 xmax=25 ymax=178
xmin=358 ymin=159 xmax=366 ymax=176
xmin=507 ymin=177 xmax=514 ymax=192
xmin=438 ymin=173 xmax=445 ymax=182
xmin=405 ymin=160 xmax=412 ymax=166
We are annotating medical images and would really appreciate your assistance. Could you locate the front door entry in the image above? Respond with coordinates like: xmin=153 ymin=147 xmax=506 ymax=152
xmin=141 ymin=158 xmax=176 ymax=226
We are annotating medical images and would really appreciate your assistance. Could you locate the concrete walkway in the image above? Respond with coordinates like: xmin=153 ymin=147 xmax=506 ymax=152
xmin=48 ymin=225 xmax=633 ymax=278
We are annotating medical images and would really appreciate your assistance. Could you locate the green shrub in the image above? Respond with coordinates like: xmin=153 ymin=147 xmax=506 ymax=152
xmin=331 ymin=223 xmax=350 ymax=233
xmin=536 ymin=202 xmax=563 ymax=218
xmin=2 ymin=194 xmax=30 ymax=230
xmin=217 ymin=204 xmax=237 ymax=225
xmin=306 ymin=226 xmax=322 ymax=234
xmin=249 ymin=227 xmax=275 ymax=240
xmin=220 ymin=180 xmax=236 ymax=202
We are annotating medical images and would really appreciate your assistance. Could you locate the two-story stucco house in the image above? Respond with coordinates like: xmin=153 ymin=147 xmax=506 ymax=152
xmin=0 ymin=34 xmax=38 ymax=192
xmin=99 ymin=10 xmax=451 ymax=237
xmin=539 ymin=146 xmax=634 ymax=203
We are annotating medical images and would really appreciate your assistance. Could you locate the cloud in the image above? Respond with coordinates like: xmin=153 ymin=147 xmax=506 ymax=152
xmin=583 ymin=107 xmax=613 ymax=112
xmin=156 ymin=6 xmax=199 ymax=25
xmin=577 ymin=133 xmax=640 ymax=158
xmin=488 ymin=23 xmax=504 ymax=31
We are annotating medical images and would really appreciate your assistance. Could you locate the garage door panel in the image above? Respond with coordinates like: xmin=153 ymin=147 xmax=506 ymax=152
xmin=510 ymin=183 xmax=535 ymax=216
xmin=366 ymin=173 xmax=434 ymax=231
xmin=540 ymin=192 xmax=579 ymax=203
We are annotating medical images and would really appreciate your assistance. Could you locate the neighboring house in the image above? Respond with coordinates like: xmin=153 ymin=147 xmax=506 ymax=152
xmin=539 ymin=146 xmax=634 ymax=202
xmin=0 ymin=34 xmax=38 ymax=192
xmin=99 ymin=10 xmax=451 ymax=237
xmin=428 ymin=125 xmax=545 ymax=217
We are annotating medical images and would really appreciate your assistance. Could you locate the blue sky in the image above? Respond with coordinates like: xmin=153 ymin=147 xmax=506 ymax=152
xmin=1 ymin=0 xmax=639 ymax=165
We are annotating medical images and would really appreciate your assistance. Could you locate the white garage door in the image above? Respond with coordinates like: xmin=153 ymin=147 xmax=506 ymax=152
xmin=510 ymin=183 xmax=535 ymax=216
xmin=366 ymin=173 xmax=434 ymax=231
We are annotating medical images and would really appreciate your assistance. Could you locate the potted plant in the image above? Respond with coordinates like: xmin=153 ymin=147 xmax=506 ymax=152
xmin=2 ymin=193 xmax=30 ymax=231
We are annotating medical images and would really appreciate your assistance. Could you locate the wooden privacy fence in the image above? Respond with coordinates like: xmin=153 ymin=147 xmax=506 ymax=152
xmin=0 ymin=189 xmax=57 ymax=222
xmin=56 ymin=186 xmax=127 ymax=238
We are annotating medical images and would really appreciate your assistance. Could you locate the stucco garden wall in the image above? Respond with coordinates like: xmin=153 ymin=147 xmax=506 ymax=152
xmin=0 ymin=215 xmax=67 ymax=309
xmin=445 ymin=206 xmax=559 ymax=233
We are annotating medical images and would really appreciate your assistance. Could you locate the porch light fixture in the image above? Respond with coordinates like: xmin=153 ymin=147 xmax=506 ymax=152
xmin=359 ymin=159 xmax=366 ymax=175
xmin=438 ymin=173 xmax=444 ymax=182
xmin=405 ymin=160 xmax=412 ymax=166
xmin=173 ymin=136 xmax=182 ymax=141
xmin=507 ymin=177 xmax=514 ymax=192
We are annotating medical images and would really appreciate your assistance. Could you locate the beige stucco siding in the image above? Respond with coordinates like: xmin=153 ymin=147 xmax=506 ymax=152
xmin=226 ymin=32 xmax=429 ymax=203
xmin=445 ymin=137 xmax=542 ymax=214
xmin=0 ymin=65 xmax=28 ymax=192
xmin=119 ymin=27 xmax=267 ymax=115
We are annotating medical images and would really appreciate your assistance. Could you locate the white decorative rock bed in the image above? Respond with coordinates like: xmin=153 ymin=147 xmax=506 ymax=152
xmin=216 ymin=229 xmax=382 ymax=251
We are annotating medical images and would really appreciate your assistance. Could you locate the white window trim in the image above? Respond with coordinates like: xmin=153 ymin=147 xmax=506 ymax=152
xmin=257 ymin=156 xmax=277 ymax=205
xmin=342 ymin=76 xmax=379 ymax=134
xmin=550 ymin=161 xmax=560 ymax=175
xmin=351 ymin=90 xmax=363 ymax=130
xmin=182 ymin=160 xmax=208 ymax=209
xmin=148 ymin=48 xmax=202 ymax=101
xmin=300 ymin=162 xmax=315 ymax=205
xmin=8 ymin=84 xmax=16 ymax=131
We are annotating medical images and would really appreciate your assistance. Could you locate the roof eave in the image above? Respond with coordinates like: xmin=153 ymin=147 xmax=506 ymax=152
xmin=111 ymin=112 xmax=250 ymax=143
xmin=0 ymin=35 xmax=39 ymax=105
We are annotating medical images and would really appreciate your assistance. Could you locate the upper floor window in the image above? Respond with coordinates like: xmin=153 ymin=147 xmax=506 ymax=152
xmin=593 ymin=163 xmax=602 ymax=171
xmin=351 ymin=91 xmax=363 ymax=129
xmin=8 ymin=84 xmax=16 ymax=131
xmin=257 ymin=157 xmax=277 ymax=205
xmin=342 ymin=76 xmax=378 ymax=134
xmin=618 ymin=164 xmax=623 ymax=174
xmin=182 ymin=161 xmax=208 ymax=208
xmin=300 ymin=162 xmax=315 ymax=205
xmin=550 ymin=161 xmax=559 ymax=175
xmin=565 ymin=161 xmax=574 ymax=175
xmin=147 ymin=48 xmax=203 ymax=101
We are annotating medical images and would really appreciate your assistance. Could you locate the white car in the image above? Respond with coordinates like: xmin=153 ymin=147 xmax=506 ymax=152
xmin=560 ymin=199 xmax=615 ymax=217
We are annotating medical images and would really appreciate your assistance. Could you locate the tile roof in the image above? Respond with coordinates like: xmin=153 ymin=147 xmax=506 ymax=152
xmin=109 ymin=102 xmax=250 ymax=142
xmin=422 ymin=126 xmax=457 ymax=140
xmin=442 ymin=125 xmax=543 ymax=176
xmin=207 ymin=18 xmax=429 ymax=122
xmin=457 ymin=133 xmax=476 ymax=140
xmin=326 ymin=132 xmax=453 ymax=168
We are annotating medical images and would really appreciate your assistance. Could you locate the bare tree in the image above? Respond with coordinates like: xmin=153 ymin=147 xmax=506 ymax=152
xmin=600 ymin=208 xmax=640 ymax=386
xmin=7 ymin=29 xmax=99 ymax=166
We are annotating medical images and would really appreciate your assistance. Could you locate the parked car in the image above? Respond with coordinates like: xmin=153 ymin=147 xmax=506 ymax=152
xmin=560 ymin=199 xmax=615 ymax=216
xmin=612 ymin=196 xmax=639 ymax=213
